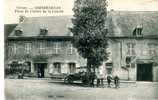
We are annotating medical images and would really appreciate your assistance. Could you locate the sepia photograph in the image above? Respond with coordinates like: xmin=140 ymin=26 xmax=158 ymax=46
xmin=4 ymin=0 xmax=158 ymax=100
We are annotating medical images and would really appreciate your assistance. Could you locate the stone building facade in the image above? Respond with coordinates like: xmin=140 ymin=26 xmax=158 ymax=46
xmin=5 ymin=11 xmax=158 ymax=81
xmin=102 ymin=11 xmax=158 ymax=82
xmin=106 ymin=37 xmax=158 ymax=82
xmin=6 ymin=16 xmax=86 ymax=78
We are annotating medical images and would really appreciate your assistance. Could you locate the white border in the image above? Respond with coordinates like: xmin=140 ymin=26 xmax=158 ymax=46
xmin=0 ymin=0 xmax=5 ymax=100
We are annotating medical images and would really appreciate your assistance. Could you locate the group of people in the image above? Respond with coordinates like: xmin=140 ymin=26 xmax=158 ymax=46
xmin=89 ymin=72 xmax=120 ymax=88
xmin=106 ymin=75 xmax=120 ymax=88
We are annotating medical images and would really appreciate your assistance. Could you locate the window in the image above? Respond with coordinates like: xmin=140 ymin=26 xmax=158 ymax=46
xmin=25 ymin=43 xmax=32 ymax=54
xmin=148 ymin=43 xmax=157 ymax=56
xmin=125 ymin=56 xmax=131 ymax=64
xmin=69 ymin=63 xmax=76 ymax=74
xmin=15 ymin=29 xmax=23 ymax=36
xmin=8 ymin=45 xmax=12 ymax=56
xmin=67 ymin=43 xmax=73 ymax=54
xmin=125 ymin=56 xmax=136 ymax=68
xmin=126 ymin=43 xmax=136 ymax=56
xmin=40 ymin=28 xmax=48 ymax=35
xmin=54 ymin=42 xmax=60 ymax=54
xmin=39 ymin=42 xmax=46 ymax=54
xmin=125 ymin=56 xmax=131 ymax=68
xmin=46 ymin=41 xmax=55 ymax=55
xmin=13 ymin=44 xmax=17 ymax=55
xmin=54 ymin=63 xmax=61 ymax=74
xmin=45 ymin=41 xmax=51 ymax=55
xmin=24 ymin=61 xmax=31 ymax=73
xmin=8 ymin=43 xmax=14 ymax=57
xmin=133 ymin=26 xmax=143 ymax=36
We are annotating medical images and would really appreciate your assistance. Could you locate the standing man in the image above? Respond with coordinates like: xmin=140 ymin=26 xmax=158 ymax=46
xmin=100 ymin=74 xmax=104 ymax=88
xmin=107 ymin=74 xmax=112 ymax=88
xmin=96 ymin=71 xmax=100 ymax=87
xmin=96 ymin=71 xmax=105 ymax=88
xmin=97 ymin=66 xmax=105 ymax=88
xmin=114 ymin=75 xmax=120 ymax=88
xmin=90 ymin=72 xmax=96 ymax=87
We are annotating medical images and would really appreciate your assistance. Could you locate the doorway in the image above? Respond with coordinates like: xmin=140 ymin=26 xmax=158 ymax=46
xmin=34 ymin=63 xmax=47 ymax=78
xmin=68 ymin=63 xmax=76 ymax=74
xmin=137 ymin=63 xmax=153 ymax=81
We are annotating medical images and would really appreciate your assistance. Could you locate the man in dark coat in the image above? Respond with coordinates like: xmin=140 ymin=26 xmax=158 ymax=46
xmin=114 ymin=75 xmax=120 ymax=88
xmin=107 ymin=75 xmax=112 ymax=88
xmin=90 ymin=72 xmax=96 ymax=87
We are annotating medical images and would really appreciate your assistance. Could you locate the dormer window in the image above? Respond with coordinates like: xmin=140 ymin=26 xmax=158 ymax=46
xmin=15 ymin=29 xmax=23 ymax=36
xmin=133 ymin=26 xmax=143 ymax=36
xmin=40 ymin=28 xmax=48 ymax=36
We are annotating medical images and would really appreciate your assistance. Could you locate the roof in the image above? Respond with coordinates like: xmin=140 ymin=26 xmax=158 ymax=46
xmin=4 ymin=24 xmax=17 ymax=38
xmin=8 ymin=11 xmax=158 ymax=38
xmin=107 ymin=11 xmax=158 ymax=37
xmin=9 ymin=16 xmax=73 ymax=37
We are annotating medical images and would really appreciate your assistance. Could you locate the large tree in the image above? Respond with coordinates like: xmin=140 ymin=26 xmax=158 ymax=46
xmin=70 ymin=0 xmax=109 ymax=74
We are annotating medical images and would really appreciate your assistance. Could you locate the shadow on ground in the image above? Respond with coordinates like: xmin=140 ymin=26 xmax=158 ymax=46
xmin=48 ymin=81 xmax=121 ymax=89
xmin=48 ymin=81 xmax=89 ymax=87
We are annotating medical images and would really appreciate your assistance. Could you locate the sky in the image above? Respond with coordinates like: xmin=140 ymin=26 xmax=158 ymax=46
xmin=4 ymin=0 xmax=158 ymax=24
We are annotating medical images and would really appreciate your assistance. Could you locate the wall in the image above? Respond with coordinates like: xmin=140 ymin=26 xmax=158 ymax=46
xmin=6 ymin=39 xmax=86 ymax=77
xmin=6 ymin=37 xmax=158 ymax=81
xmin=109 ymin=38 xmax=158 ymax=81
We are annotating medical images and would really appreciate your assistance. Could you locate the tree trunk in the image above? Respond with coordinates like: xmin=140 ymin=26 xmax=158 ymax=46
xmin=87 ymin=58 xmax=92 ymax=73
xmin=86 ymin=58 xmax=92 ymax=86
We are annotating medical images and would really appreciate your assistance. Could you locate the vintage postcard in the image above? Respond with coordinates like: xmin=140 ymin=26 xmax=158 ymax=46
xmin=4 ymin=0 xmax=158 ymax=100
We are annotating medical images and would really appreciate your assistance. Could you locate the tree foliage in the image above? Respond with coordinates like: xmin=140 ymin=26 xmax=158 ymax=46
xmin=70 ymin=0 xmax=109 ymax=71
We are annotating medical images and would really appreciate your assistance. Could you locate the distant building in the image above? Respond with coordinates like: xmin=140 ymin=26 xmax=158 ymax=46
xmin=5 ymin=11 xmax=158 ymax=81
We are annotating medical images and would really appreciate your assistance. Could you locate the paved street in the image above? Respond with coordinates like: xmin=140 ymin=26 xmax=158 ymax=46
xmin=5 ymin=79 xmax=158 ymax=100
